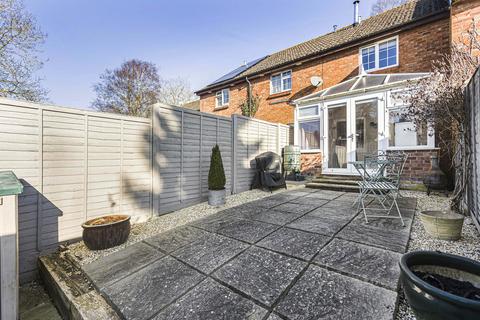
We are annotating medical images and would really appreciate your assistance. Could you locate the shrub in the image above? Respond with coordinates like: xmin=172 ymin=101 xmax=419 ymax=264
xmin=208 ymin=144 xmax=226 ymax=190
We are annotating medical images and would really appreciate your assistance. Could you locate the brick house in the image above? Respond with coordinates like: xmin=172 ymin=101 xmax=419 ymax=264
xmin=195 ymin=0 xmax=479 ymax=183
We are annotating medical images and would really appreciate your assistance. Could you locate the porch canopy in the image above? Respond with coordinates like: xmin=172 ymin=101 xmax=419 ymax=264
xmin=294 ymin=73 xmax=428 ymax=105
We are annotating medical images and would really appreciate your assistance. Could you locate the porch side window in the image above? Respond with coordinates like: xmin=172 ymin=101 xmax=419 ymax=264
xmin=299 ymin=121 xmax=320 ymax=150
xmin=270 ymin=70 xmax=292 ymax=94
xmin=388 ymin=108 xmax=428 ymax=147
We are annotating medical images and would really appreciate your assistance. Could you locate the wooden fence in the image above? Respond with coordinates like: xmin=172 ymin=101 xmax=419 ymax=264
xmin=465 ymin=67 xmax=480 ymax=232
xmin=0 ymin=98 xmax=290 ymax=281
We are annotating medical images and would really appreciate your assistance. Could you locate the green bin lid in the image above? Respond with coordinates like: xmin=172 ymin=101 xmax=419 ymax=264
xmin=0 ymin=171 xmax=24 ymax=196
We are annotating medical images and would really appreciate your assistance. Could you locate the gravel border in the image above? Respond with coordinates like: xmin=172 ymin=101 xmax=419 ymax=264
xmin=67 ymin=186 xmax=302 ymax=265
xmin=395 ymin=191 xmax=480 ymax=320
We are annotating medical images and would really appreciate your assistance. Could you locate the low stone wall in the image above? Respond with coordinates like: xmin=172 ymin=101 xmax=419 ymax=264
xmin=300 ymin=152 xmax=322 ymax=176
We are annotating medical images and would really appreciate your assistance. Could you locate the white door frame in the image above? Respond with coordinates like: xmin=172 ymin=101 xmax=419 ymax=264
xmin=322 ymin=92 xmax=386 ymax=174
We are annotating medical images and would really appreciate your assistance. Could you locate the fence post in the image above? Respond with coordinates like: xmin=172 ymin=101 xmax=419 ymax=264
xmin=276 ymin=123 xmax=281 ymax=155
xmin=231 ymin=114 xmax=238 ymax=194
xmin=152 ymin=105 xmax=160 ymax=215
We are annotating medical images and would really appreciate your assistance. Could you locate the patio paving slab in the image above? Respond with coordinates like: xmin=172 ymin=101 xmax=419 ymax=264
xmin=266 ymin=314 xmax=283 ymax=320
xmin=257 ymin=227 xmax=330 ymax=261
xmin=102 ymin=256 xmax=204 ymax=320
xmin=313 ymin=238 xmax=402 ymax=290
xmin=248 ymin=209 xmax=306 ymax=225
xmin=273 ymin=202 xmax=319 ymax=214
xmin=201 ymin=218 xmax=280 ymax=244
xmin=286 ymin=211 xmax=353 ymax=236
xmin=248 ymin=198 xmax=290 ymax=209
xmin=213 ymin=247 xmax=306 ymax=306
xmin=83 ymin=242 xmax=164 ymax=289
xmin=274 ymin=265 xmax=397 ymax=320
xmin=288 ymin=196 xmax=329 ymax=207
xmin=143 ymin=225 xmax=210 ymax=253
xmin=337 ymin=216 xmax=411 ymax=253
xmin=153 ymin=278 xmax=268 ymax=320
xmin=171 ymin=233 xmax=249 ymax=274
xmin=303 ymin=191 xmax=344 ymax=200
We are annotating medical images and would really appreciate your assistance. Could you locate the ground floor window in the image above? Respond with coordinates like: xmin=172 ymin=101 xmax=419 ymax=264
xmin=299 ymin=120 xmax=320 ymax=150
xmin=388 ymin=108 xmax=428 ymax=147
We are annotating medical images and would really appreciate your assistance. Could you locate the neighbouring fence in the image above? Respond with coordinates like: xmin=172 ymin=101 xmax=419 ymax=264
xmin=465 ymin=67 xmax=480 ymax=232
xmin=0 ymin=98 xmax=290 ymax=281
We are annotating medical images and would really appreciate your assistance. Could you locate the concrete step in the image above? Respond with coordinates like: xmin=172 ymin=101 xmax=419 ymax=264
xmin=306 ymin=182 xmax=359 ymax=192
xmin=311 ymin=178 xmax=359 ymax=186
xmin=39 ymin=251 xmax=120 ymax=320
xmin=315 ymin=174 xmax=362 ymax=181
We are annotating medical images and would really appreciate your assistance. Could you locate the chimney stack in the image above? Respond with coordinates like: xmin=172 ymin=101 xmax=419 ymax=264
xmin=353 ymin=0 xmax=360 ymax=25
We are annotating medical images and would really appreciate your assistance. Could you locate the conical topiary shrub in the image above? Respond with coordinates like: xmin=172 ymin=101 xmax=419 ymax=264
xmin=208 ymin=144 xmax=226 ymax=190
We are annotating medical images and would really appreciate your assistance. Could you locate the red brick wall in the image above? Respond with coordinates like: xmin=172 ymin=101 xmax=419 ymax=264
xmin=199 ymin=17 xmax=451 ymax=125
xmin=451 ymin=0 xmax=480 ymax=46
xmin=300 ymin=153 xmax=322 ymax=176
xmin=389 ymin=149 xmax=440 ymax=183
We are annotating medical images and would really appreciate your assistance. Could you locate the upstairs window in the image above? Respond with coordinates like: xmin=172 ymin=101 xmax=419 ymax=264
xmin=216 ymin=89 xmax=229 ymax=107
xmin=360 ymin=37 xmax=398 ymax=72
xmin=270 ymin=70 xmax=292 ymax=94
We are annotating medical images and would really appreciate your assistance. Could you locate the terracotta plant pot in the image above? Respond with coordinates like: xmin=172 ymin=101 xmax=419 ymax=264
xmin=82 ymin=215 xmax=131 ymax=250
xmin=419 ymin=211 xmax=464 ymax=241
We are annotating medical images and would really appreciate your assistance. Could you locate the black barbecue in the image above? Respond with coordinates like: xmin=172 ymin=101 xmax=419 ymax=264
xmin=251 ymin=152 xmax=287 ymax=191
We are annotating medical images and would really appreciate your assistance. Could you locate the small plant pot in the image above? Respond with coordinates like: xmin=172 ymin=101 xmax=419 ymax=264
xmin=400 ymin=251 xmax=480 ymax=320
xmin=419 ymin=211 xmax=464 ymax=241
xmin=82 ymin=215 xmax=131 ymax=250
xmin=208 ymin=189 xmax=226 ymax=206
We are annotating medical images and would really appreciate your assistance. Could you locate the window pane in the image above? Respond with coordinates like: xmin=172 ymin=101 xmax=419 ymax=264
xmin=216 ymin=92 xmax=223 ymax=106
xmin=222 ymin=89 xmax=229 ymax=104
xmin=299 ymin=106 xmax=318 ymax=117
xmin=362 ymin=46 xmax=376 ymax=71
xmin=388 ymin=109 xmax=427 ymax=147
xmin=378 ymin=39 xmax=397 ymax=68
xmin=271 ymin=75 xmax=281 ymax=93
xmin=299 ymin=121 xmax=320 ymax=150
xmin=282 ymin=77 xmax=292 ymax=91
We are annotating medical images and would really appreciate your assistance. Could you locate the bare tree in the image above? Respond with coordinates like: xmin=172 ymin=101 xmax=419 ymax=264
xmin=371 ymin=0 xmax=408 ymax=15
xmin=92 ymin=59 xmax=161 ymax=117
xmin=398 ymin=21 xmax=480 ymax=210
xmin=0 ymin=0 xmax=47 ymax=101
xmin=158 ymin=77 xmax=196 ymax=106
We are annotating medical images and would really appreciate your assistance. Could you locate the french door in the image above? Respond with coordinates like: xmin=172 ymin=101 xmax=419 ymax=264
xmin=322 ymin=94 xmax=384 ymax=174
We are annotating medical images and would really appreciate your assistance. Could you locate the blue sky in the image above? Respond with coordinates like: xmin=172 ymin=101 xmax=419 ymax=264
xmin=25 ymin=0 xmax=377 ymax=109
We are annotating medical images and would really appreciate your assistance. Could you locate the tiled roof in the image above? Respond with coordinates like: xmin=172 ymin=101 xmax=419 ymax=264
xmin=198 ymin=0 xmax=449 ymax=92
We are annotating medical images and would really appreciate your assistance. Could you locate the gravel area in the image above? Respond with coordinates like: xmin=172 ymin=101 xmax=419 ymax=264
xmin=395 ymin=190 xmax=480 ymax=320
xmin=67 ymin=186 xmax=302 ymax=265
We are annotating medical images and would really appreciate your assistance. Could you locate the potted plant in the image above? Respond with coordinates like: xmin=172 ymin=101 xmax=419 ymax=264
xmin=208 ymin=144 xmax=226 ymax=206
xmin=82 ymin=214 xmax=131 ymax=250
xmin=419 ymin=210 xmax=464 ymax=241
xmin=400 ymin=251 xmax=480 ymax=320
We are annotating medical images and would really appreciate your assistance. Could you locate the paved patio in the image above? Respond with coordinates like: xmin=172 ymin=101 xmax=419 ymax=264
xmin=82 ymin=189 xmax=416 ymax=320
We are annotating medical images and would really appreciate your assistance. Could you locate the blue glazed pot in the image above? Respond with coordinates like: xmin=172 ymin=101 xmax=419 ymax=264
xmin=400 ymin=251 xmax=480 ymax=320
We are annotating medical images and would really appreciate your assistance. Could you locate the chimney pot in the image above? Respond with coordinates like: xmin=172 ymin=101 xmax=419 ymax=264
xmin=353 ymin=0 xmax=360 ymax=25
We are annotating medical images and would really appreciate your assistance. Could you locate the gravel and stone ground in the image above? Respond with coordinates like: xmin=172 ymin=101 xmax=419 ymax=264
xmin=68 ymin=186 xmax=301 ymax=265
xmin=395 ymin=190 xmax=480 ymax=320
xmin=78 ymin=188 xmax=415 ymax=320
xmin=19 ymin=281 xmax=61 ymax=320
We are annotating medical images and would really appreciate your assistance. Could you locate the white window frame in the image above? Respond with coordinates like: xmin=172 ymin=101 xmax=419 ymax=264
xmin=215 ymin=88 xmax=229 ymax=108
xmin=296 ymin=104 xmax=322 ymax=153
xmin=359 ymin=36 xmax=399 ymax=73
xmin=270 ymin=70 xmax=292 ymax=94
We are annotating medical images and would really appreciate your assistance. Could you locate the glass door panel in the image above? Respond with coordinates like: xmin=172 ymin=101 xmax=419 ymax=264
xmin=327 ymin=104 xmax=347 ymax=169
xmin=355 ymin=100 xmax=378 ymax=162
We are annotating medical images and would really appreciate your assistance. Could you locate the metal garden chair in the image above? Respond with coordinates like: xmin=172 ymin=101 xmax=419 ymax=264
xmin=356 ymin=151 xmax=408 ymax=227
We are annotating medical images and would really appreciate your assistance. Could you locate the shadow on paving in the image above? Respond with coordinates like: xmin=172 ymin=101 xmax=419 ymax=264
xmin=82 ymin=189 xmax=416 ymax=320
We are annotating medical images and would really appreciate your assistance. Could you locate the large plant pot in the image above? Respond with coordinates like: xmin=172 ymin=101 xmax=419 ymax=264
xmin=400 ymin=251 xmax=480 ymax=320
xmin=419 ymin=211 xmax=464 ymax=241
xmin=82 ymin=215 xmax=131 ymax=250
xmin=208 ymin=189 xmax=226 ymax=206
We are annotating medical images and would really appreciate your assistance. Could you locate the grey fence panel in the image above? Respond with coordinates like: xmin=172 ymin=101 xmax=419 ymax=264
xmin=232 ymin=115 xmax=290 ymax=193
xmin=152 ymin=104 xmax=232 ymax=214
xmin=0 ymin=98 xmax=152 ymax=281
xmin=465 ymin=68 xmax=480 ymax=232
